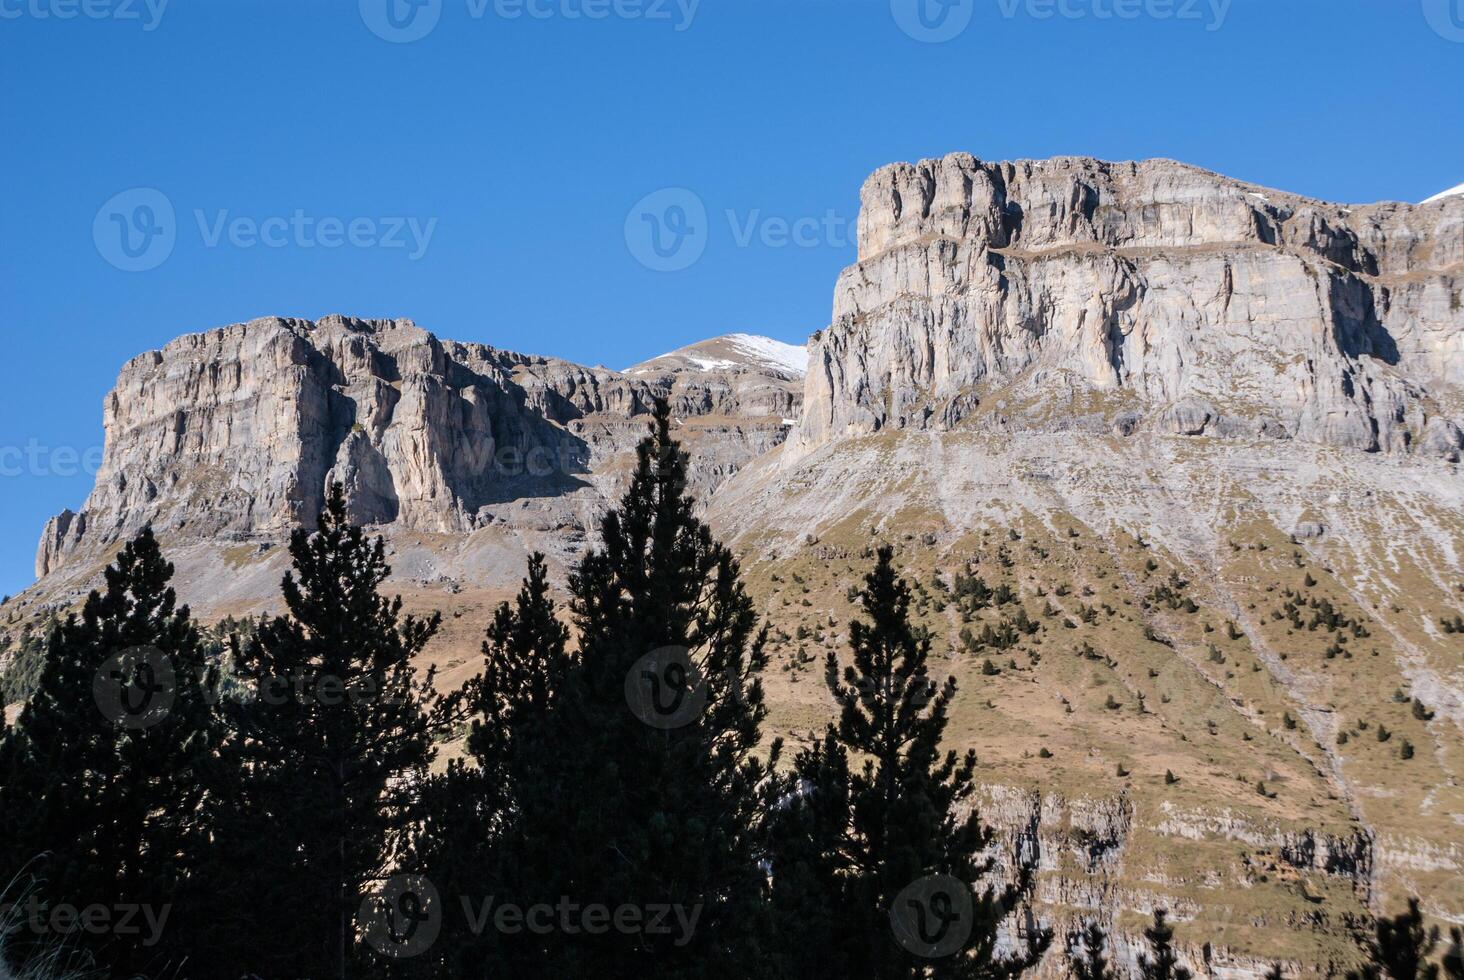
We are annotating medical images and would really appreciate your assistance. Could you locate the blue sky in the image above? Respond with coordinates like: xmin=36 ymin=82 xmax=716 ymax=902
xmin=1 ymin=0 xmax=1461 ymax=598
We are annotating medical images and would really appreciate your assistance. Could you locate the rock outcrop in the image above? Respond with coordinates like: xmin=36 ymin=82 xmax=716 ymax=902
xmin=36 ymin=316 xmax=803 ymax=578
xmin=787 ymin=154 xmax=1464 ymax=463
xmin=974 ymin=788 xmax=1375 ymax=979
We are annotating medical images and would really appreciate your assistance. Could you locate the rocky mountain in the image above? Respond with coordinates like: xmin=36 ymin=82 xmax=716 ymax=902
xmin=7 ymin=154 xmax=1464 ymax=976
xmin=710 ymin=154 xmax=1464 ymax=974
xmin=626 ymin=331 xmax=809 ymax=382
xmin=33 ymin=316 xmax=802 ymax=586
xmin=787 ymin=153 xmax=1463 ymax=463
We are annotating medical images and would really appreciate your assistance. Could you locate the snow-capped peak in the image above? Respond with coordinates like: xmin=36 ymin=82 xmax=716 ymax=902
xmin=1422 ymin=181 xmax=1464 ymax=204
xmin=722 ymin=333 xmax=809 ymax=376
xmin=626 ymin=333 xmax=809 ymax=378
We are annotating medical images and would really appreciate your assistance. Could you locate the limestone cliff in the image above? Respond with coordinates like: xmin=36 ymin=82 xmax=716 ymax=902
xmin=35 ymin=316 xmax=802 ymax=579
xmin=788 ymin=154 xmax=1464 ymax=462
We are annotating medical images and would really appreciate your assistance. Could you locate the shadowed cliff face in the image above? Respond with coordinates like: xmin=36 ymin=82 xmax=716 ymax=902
xmin=35 ymin=315 xmax=803 ymax=579
xmin=786 ymin=153 xmax=1464 ymax=463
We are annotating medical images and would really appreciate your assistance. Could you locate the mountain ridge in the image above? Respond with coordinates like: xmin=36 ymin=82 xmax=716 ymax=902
xmin=7 ymin=153 xmax=1464 ymax=977
xmin=626 ymin=332 xmax=810 ymax=380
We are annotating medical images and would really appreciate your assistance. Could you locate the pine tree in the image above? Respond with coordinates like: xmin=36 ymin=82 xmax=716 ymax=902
xmin=1071 ymin=922 xmax=1116 ymax=980
xmin=765 ymin=729 xmax=858 ymax=977
xmin=1346 ymin=898 xmax=1442 ymax=980
xmin=197 ymin=485 xmax=456 ymax=980
xmin=468 ymin=551 xmax=571 ymax=797
xmin=769 ymin=545 xmax=1050 ymax=979
xmin=1138 ymin=909 xmax=1194 ymax=980
xmin=1443 ymin=927 xmax=1462 ymax=980
xmin=489 ymin=401 xmax=778 ymax=977
xmin=0 ymin=529 xmax=218 ymax=977
xmin=398 ymin=552 xmax=572 ymax=976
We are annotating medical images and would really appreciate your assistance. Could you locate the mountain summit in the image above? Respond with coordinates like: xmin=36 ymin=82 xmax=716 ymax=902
xmin=627 ymin=332 xmax=810 ymax=380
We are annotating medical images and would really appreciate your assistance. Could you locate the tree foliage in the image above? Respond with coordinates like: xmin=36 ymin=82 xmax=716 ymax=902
xmin=0 ymin=529 xmax=217 ymax=977
xmin=769 ymin=544 xmax=1050 ymax=979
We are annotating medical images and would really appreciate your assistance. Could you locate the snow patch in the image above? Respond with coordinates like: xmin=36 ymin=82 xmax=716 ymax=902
xmin=1422 ymin=181 xmax=1464 ymax=204
xmin=723 ymin=333 xmax=809 ymax=376
xmin=685 ymin=356 xmax=737 ymax=371
xmin=629 ymin=333 xmax=809 ymax=377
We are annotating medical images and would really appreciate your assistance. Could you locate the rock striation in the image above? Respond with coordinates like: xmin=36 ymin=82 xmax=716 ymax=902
xmin=787 ymin=154 xmax=1464 ymax=463
xmin=36 ymin=316 xmax=803 ymax=578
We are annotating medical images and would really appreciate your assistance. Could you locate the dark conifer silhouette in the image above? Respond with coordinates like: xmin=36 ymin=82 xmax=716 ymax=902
xmin=769 ymin=544 xmax=1050 ymax=979
xmin=198 ymin=485 xmax=456 ymax=980
xmin=1139 ymin=909 xmax=1194 ymax=980
xmin=469 ymin=551 xmax=571 ymax=797
xmin=413 ymin=401 xmax=777 ymax=978
xmin=1443 ymin=927 xmax=1463 ymax=980
xmin=0 ymin=529 xmax=217 ymax=977
xmin=399 ymin=551 xmax=572 ymax=976
xmin=765 ymin=729 xmax=858 ymax=977
xmin=1346 ymin=898 xmax=1444 ymax=980
xmin=1071 ymin=922 xmax=1116 ymax=980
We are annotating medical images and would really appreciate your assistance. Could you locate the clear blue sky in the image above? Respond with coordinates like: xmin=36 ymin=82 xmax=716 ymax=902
xmin=1 ymin=0 xmax=1461 ymax=599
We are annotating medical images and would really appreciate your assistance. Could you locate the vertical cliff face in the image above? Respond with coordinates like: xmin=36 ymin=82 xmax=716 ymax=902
xmin=36 ymin=315 xmax=803 ymax=578
xmin=699 ymin=156 xmax=1464 ymax=977
xmin=788 ymin=154 xmax=1464 ymax=462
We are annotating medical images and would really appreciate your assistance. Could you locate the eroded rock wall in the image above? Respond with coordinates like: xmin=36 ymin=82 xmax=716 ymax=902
xmin=788 ymin=154 xmax=1464 ymax=462
xmin=37 ymin=315 xmax=799 ymax=577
